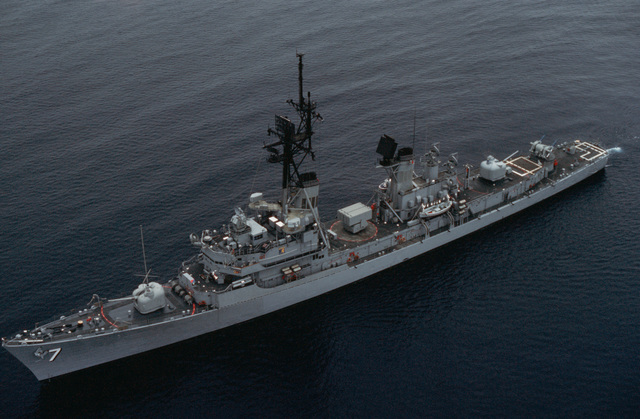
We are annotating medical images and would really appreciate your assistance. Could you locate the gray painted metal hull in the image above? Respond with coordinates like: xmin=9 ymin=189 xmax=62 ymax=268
xmin=3 ymin=155 xmax=607 ymax=381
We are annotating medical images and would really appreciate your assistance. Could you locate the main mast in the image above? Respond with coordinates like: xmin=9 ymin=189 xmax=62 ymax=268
xmin=264 ymin=53 xmax=322 ymax=220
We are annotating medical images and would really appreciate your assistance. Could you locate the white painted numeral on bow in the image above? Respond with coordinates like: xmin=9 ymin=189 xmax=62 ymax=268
xmin=49 ymin=348 xmax=61 ymax=362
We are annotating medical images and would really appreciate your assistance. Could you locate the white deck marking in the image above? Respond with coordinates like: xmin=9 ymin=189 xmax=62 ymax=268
xmin=575 ymin=142 xmax=606 ymax=162
xmin=505 ymin=156 xmax=542 ymax=177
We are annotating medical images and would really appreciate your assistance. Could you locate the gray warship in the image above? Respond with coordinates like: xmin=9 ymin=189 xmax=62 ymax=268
xmin=3 ymin=55 xmax=610 ymax=381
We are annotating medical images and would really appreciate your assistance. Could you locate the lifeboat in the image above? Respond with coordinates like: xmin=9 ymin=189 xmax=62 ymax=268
xmin=419 ymin=196 xmax=453 ymax=218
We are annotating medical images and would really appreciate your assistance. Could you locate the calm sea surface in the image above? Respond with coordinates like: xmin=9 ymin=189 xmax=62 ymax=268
xmin=1 ymin=0 xmax=639 ymax=416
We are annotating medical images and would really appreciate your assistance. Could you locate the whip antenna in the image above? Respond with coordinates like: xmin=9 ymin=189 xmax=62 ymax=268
xmin=140 ymin=225 xmax=150 ymax=283
xmin=412 ymin=108 xmax=416 ymax=151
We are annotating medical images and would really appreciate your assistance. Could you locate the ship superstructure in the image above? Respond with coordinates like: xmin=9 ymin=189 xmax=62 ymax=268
xmin=3 ymin=56 xmax=609 ymax=381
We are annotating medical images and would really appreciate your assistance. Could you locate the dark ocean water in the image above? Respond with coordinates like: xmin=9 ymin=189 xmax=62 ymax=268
xmin=1 ymin=0 xmax=639 ymax=416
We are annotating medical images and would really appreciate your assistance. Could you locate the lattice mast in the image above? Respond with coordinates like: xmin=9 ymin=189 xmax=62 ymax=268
xmin=264 ymin=53 xmax=323 ymax=219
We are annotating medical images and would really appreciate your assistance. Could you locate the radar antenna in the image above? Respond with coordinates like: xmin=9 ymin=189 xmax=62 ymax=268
xmin=430 ymin=143 xmax=440 ymax=158
xmin=446 ymin=153 xmax=458 ymax=173
xmin=423 ymin=142 xmax=440 ymax=164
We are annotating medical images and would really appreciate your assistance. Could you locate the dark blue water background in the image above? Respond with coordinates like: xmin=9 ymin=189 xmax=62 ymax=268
xmin=1 ymin=0 xmax=639 ymax=416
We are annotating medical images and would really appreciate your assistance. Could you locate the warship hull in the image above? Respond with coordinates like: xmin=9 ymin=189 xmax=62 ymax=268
xmin=4 ymin=154 xmax=607 ymax=381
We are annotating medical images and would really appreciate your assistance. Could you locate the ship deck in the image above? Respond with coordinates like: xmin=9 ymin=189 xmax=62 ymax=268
xmin=457 ymin=141 xmax=605 ymax=202
xmin=326 ymin=219 xmax=403 ymax=251
xmin=325 ymin=141 xmax=607 ymax=252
